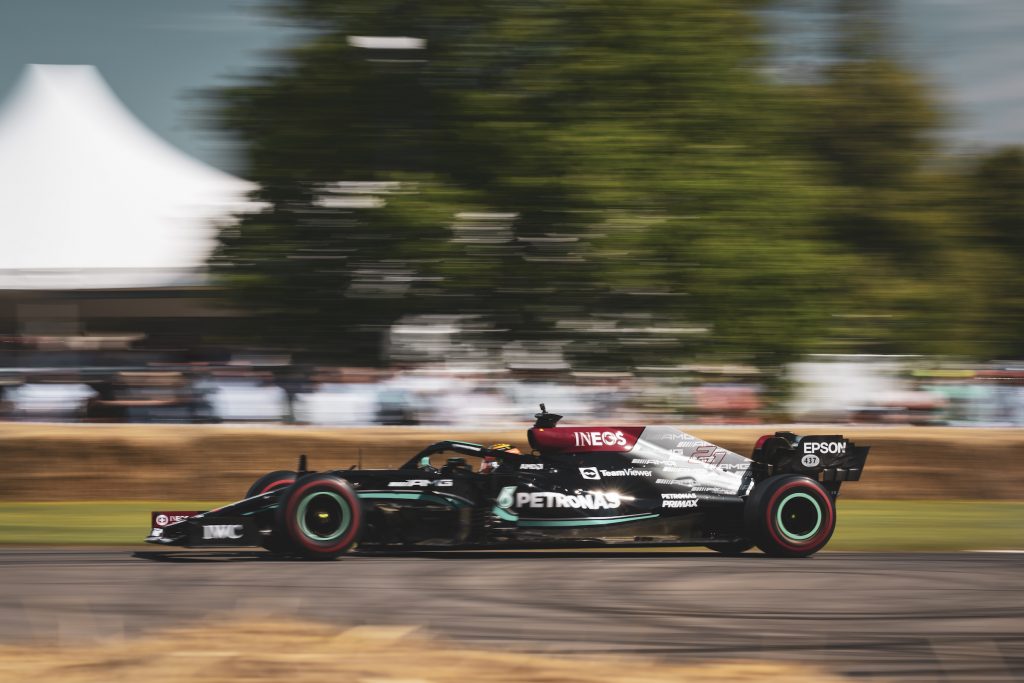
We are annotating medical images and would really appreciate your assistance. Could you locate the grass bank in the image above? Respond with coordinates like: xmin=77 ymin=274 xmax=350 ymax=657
xmin=5 ymin=424 xmax=1024 ymax=501
xmin=1 ymin=500 xmax=1021 ymax=551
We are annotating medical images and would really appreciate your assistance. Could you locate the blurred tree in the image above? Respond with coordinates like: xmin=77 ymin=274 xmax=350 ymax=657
xmin=967 ymin=148 xmax=1024 ymax=252
xmin=791 ymin=1 xmax=987 ymax=357
xmin=219 ymin=0 xmax=1024 ymax=372
xmin=210 ymin=0 xmax=847 ymax=369
xmin=213 ymin=174 xmax=483 ymax=360
xmin=957 ymin=147 xmax=1024 ymax=358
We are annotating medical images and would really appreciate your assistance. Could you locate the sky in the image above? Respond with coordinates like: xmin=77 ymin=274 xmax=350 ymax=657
xmin=0 ymin=0 xmax=304 ymax=176
xmin=0 ymin=0 xmax=1020 ymax=178
xmin=895 ymin=0 xmax=1024 ymax=148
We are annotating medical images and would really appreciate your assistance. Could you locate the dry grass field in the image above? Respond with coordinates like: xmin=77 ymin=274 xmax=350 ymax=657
xmin=3 ymin=423 xmax=1022 ymax=501
xmin=0 ymin=618 xmax=847 ymax=683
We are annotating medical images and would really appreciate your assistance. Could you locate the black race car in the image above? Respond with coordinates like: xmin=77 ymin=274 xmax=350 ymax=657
xmin=146 ymin=406 xmax=868 ymax=558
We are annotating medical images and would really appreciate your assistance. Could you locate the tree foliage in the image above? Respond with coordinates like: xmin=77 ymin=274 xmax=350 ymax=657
xmin=209 ymin=0 xmax=1024 ymax=367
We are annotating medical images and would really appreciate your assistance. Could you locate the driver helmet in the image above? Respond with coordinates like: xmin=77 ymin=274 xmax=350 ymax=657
xmin=489 ymin=443 xmax=522 ymax=455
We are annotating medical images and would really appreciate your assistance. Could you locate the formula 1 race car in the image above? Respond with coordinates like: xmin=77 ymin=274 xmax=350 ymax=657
xmin=146 ymin=406 xmax=869 ymax=558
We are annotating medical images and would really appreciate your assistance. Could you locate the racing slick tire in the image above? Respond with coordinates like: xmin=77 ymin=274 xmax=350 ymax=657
xmin=245 ymin=470 xmax=298 ymax=498
xmin=744 ymin=474 xmax=836 ymax=558
xmin=706 ymin=539 xmax=756 ymax=555
xmin=275 ymin=474 xmax=363 ymax=560
xmin=245 ymin=470 xmax=299 ymax=554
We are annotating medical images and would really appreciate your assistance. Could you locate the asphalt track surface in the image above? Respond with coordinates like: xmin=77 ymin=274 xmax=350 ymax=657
xmin=1 ymin=549 xmax=1022 ymax=681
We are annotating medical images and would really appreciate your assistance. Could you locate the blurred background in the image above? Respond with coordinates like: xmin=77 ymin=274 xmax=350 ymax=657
xmin=0 ymin=0 xmax=1023 ymax=427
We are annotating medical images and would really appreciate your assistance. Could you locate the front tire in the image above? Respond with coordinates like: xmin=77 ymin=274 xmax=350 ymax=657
xmin=245 ymin=470 xmax=299 ymax=554
xmin=245 ymin=470 xmax=298 ymax=498
xmin=275 ymin=474 xmax=363 ymax=559
xmin=745 ymin=475 xmax=836 ymax=557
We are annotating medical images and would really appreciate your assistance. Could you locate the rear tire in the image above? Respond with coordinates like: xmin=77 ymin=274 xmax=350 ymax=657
xmin=245 ymin=470 xmax=298 ymax=498
xmin=745 ymin=475 xmax=836 ymax=557
xmin=275 ymin=474 xmax=363 ymax=560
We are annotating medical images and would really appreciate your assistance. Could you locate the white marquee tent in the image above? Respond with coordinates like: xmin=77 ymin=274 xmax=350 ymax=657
xmin=0 ymin=64 xmax=257 ymax=290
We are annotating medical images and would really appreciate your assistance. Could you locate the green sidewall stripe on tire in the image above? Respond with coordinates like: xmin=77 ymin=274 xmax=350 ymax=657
xmin=775 ymin=491 xmax=822 ymax=541
xmin=297 ymin=491 xmax=350 ymax=542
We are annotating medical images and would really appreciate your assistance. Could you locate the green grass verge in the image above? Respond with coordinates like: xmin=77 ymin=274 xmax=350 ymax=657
xmin=829 ymin=500 xmax=1024 ymax=551
xmin=0 ymin=502 xmax=218 ymax=546
xmin=0 ymin=500 xmax=1021 ymax=550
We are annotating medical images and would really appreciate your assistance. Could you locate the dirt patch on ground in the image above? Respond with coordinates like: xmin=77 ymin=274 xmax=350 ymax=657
xmin=0 ymin=618 xmax=846 ymax=683
xmin=3 ymin=423 xmax=1022 ymax=501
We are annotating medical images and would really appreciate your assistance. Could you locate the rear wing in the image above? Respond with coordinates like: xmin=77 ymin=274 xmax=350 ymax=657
xmin=750 ymin=432 xmax=868 ymax=486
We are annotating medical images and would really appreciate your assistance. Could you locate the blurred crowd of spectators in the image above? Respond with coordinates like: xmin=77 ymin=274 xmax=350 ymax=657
xmin=790 ymin=358 xmax=1024 ymax=426
xmin=2 ymin=337 xmax=1023 ymax=426
xmin=0 ymin=364 xmax=766 ymax=426
xmin=0 ymin=336 xmax=765 ymax=425
xmin=853 ymin=369 xmax=1024 ymax=426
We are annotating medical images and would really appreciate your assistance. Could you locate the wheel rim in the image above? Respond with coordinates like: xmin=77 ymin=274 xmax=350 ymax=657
xmin=775 ymin=492 xmax=822 ymax=541
xmin=297 ymin=491 xmax=350 ymax=541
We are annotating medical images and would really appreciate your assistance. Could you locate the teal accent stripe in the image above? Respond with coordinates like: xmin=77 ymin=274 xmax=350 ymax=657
xmin=358 ymin=491 xmax=470 ymax=508
xmin=492 ymin=506 xmax=519 ymax=522
xmin=518 ymin=513 xmax=659 ymax=528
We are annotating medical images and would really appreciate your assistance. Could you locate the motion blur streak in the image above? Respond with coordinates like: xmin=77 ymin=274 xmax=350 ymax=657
xmin=198 ymin=0 xmax=1024 ymax=378
xmin=1 ymin=549 xmax=1020 ymax=681
xmin=0 ymin=1 xmax=1023 ymax=425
